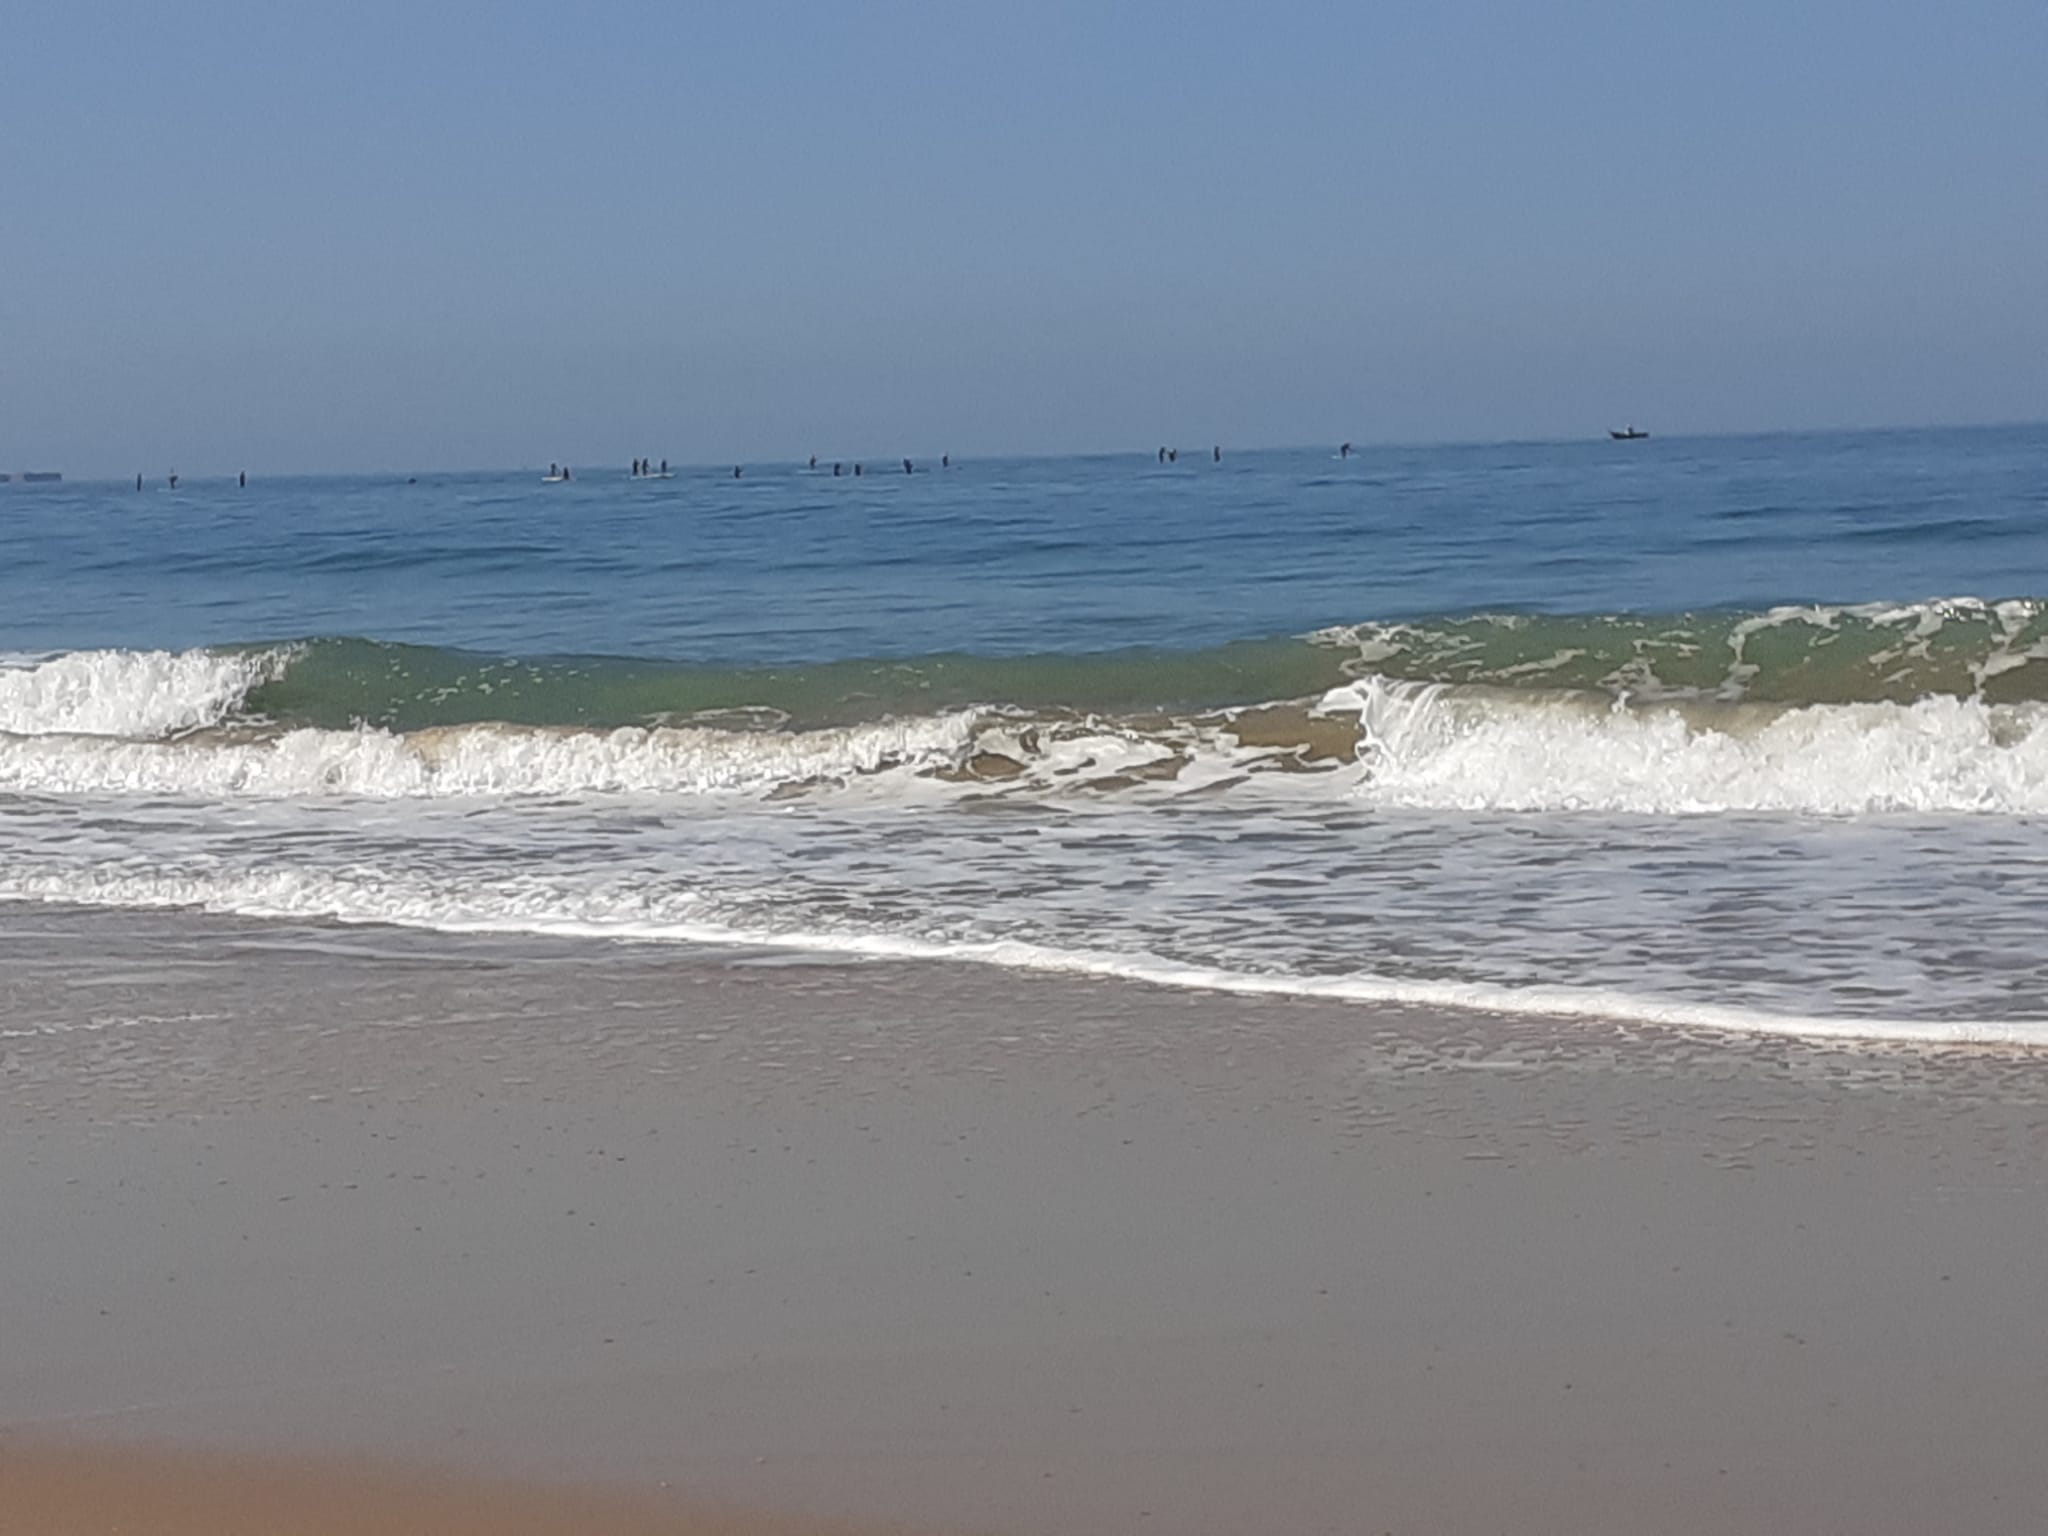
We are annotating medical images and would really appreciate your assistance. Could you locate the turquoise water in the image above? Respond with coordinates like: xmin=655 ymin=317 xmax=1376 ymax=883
xmin=4 ymin=426 xmax=2047 ymax=1039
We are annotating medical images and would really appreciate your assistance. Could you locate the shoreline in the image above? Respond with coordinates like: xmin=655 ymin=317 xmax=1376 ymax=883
xmin=5 ymin=905 xmax=2047 ymax=1533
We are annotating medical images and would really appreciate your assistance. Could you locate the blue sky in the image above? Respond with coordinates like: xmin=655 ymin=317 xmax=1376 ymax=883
xmin=3 ymin=0 xmax=2043 ymax=473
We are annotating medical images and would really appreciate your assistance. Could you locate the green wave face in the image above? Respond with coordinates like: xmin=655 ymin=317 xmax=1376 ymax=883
xmin=1320 ymin=599 xmax=2048 ymax=706
xmin=232 ymin=599 xmax=2048 ymax=732
xmin=237 ymin=636 xmax=1353 ymax=732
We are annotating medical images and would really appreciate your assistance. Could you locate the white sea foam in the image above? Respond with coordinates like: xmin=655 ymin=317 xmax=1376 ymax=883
xmin=2 ymin=861 xmax=2039 ymax=1046
xmin=4 ymin=678 xmax=2048 ymax=816
xmin=0 ymin=714 xmax=982 ymax=798
xmin=1330 ymin=678 xmax=2048 ymax=815
xmin=0 ymin=647 xmax=282 ymax=737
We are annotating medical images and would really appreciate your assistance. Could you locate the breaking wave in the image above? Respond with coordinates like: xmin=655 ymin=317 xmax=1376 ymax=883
xmin=5 ymin=601 xmax=2048 ymax=815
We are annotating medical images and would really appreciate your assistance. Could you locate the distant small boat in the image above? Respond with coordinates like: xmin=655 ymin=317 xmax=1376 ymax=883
xmin=541 ymin=473 xmax=571 ymax=484
xmin=1609 ymin=427 xmax=1649 ymax=441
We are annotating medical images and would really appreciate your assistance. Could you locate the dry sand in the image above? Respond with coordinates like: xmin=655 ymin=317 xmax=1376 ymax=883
xmin=3 ymin=905 xmax=2046 ymax=1534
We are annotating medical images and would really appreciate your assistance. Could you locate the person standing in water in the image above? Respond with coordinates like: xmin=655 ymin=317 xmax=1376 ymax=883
xmin=135 ymin=474 xmax=143 ymax=491
xmin=854 ymin=462 xmax=863 ymax=476
xmin=1212 ymin=445 xmax=1220 ymax=463
xmin=833 ymin=462 xmax=842 ymax=476
xmin=942 ymin=454 xmax=950 ymax=469
xmin=734 ymin=465 xmax=743 ymax=479
xmin=809 ymin=455 xmax=817 ymax=470
xmin=168 ymin=472 xmax=179 ymax=489
xmin=1157 ymin=446 xmax=1166 ymax=464
xmin=903 ymin=458 xmax=913 ymax=474
xmin=1340 ymin=442 xmax=1352 ymax=459
xmin=239 ymin=470 xmax=247 ymax=487
xmin=660 ymin=459 xmax=668 ymax=475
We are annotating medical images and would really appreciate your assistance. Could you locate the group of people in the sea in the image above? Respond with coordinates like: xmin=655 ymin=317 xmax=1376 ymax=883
xmin=133 ymin=444 xmax=1365 ymax=496
xmin=528 ymin=443 xmax=1373 ymax=487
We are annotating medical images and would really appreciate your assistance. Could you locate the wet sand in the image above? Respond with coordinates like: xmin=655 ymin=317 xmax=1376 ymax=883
xmin=3 ymin=905 xmax=2046 ymax=1534
xmin=0 ymin=1440 xmax=902 ymax=1535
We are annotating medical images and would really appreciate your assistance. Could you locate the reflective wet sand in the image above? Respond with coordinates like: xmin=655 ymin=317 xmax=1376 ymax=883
xmin=4 ymin=907 xmax=2046 ymax=1534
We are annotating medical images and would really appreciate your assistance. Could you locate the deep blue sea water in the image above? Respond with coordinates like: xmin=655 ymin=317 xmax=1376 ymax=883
xmin=4 ymin=426 xmax=2047 ymax=1040
xmin=6 ymin=427 xmax=2045 ymax=659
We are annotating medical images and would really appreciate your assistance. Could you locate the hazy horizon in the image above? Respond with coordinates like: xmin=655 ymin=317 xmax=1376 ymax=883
xmin=6 ymin=1 xmax=2044 ymax=477
xmin=9 ymin=418 xmax=2047 ymax=485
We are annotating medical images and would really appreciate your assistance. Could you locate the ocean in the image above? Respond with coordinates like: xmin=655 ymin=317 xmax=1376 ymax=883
xmin=4 ymin=425 xmax=2046 ymax=1043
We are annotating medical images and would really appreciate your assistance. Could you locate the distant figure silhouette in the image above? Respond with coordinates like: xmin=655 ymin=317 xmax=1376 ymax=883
xmin=734 ymin=465 xmax=743 ymax=479
xmin=942 ymin=454 xmax=950 ymax=469
xmin=168 ymin=472 xmax=179 ymax=489
xmin=903 ymin=458 xmax=913 ymax=475
xmin=135 ymin=474 xmax=143 ymax=491
xmin=1167 ymin=449 xmax=1177 ymax=464
xmin=854 ymin=462 xmax=863 ymax=476
xmin=1212 ymin=445 xmax=1220 ymax=463
xmin=833 ymin=462 xmax=843 ymax=476
xmin=239 ymin=470 xmax=247 ymax=487
xmin=1340 ymin=442 xmax=1352 ymax=459
xmin=1158 ymin=446 xmax=1167 ymax=464
xmin=660 ymin=459 xmax=667 ymax=474
xmin=809 ymin=455 xmax=817 ymax=470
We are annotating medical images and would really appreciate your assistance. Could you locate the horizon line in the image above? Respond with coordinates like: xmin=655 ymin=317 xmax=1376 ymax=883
xmin=16 ymin=418 xmax=2045 ymax=484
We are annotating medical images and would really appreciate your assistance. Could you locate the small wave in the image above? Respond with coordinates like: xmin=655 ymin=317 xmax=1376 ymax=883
xmin=0 ymin=715 xmax=982 ymax=799
xmin=1314 ymin=597 xmax=2048 ymax=705
xmin=0 ymin=647 xmax=284 ymax=737
xmin=1331 ymin=677 xmax=2048 ymax=815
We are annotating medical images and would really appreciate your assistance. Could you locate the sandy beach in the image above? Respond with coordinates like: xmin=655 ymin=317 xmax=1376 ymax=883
xmin=4 ymin=904 xmax=2046 ymax=1534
